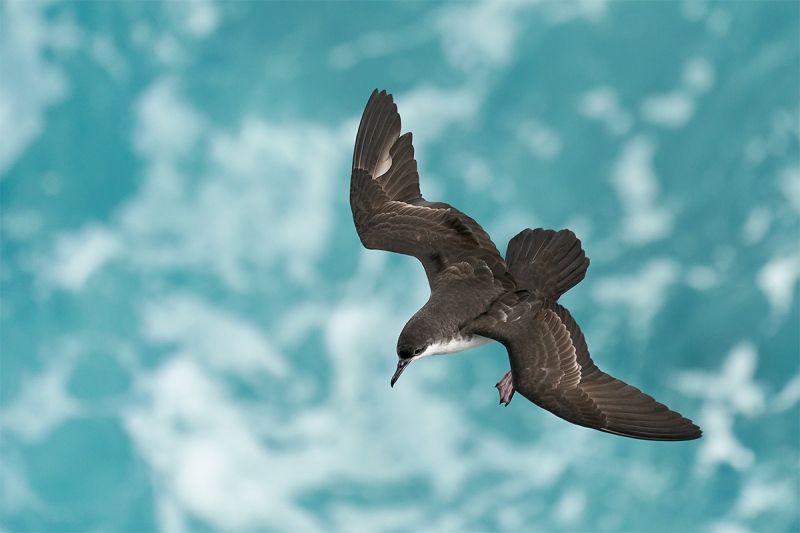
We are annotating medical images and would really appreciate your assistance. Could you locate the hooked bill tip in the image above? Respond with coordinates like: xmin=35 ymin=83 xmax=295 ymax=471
xmin=390 ymin=359 xmax=409 ymax=387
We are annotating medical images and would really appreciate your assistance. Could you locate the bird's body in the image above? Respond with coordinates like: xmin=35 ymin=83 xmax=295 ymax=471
xmin=414 ymin=332 xmax=494 ymax=359
xmin=351 ymin=89 xmax=701 ymax=441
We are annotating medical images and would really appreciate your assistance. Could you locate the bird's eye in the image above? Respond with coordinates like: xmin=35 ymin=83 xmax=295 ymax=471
xmin=414 ymin=347 xmax=424 ymax=356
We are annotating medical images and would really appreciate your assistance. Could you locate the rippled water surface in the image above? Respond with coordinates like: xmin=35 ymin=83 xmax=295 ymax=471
xmin=2 ymin=1 xmax=798 ymax=531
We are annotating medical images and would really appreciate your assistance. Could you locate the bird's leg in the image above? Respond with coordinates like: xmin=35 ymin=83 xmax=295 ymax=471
xmin=495 ymin=371 xmax=515 ymax=406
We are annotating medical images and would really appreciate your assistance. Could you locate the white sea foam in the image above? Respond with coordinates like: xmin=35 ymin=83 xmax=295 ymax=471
xmin=141 ymin=293 xmax=288 ymax=379
xmin=0 ymin=457 xmax=42 ymax=514
xmin=2 ymin=347 xmax=83 ymax=442
xmin=516 ymin=119 xmax=562 ymax=160
xmin=155 ymin=34 xmax=186 ymax=66
xmin=130 ymin=23 xmax=187 ymax=66
xmin=746 ymin=115 xmax=798 ymax=165
xmin=43 ymin=225 xmax=122 ymax=292
xmin=487 ymin=209 xmax=543 ymax=249
xmin=208 ymin=117 xmax=346 ymax=285
xmin=610 ymin=136 xmax=674 ymax=244
xmin=554 ymin=488 xmax=587 ymax=527
xmin=329 ymin=25 xmax=428 ymax=70
xmin=591 ymin=258 xmax=680 ymax=338
xmin=435 ymin=1 xmax=528 ymax=71
xmin=680 ymin=1 xmax=730 ymax=37
xmin=181 ymin=0 xmax=220 ymax=38
xmin=460 ymin=155 xmax=494 ymax=192
xmin=640 ymin=56 xmax=716 ymax=129
xmin=2 ymin=209 xmax=43 ymax=241
xmin=576 ymin=86 xmax=633 ymax=136
xmin=685 ymin=265 xmax=718 ymax=290
xmin=756 ymin=253 xmax=800 ymax=318
xmin=680 ymin=0 xmax=708 ymax=22
xmin=708 ymin=521 xmax=751 ymax=533
xmin=89 ymin=35 xmax=128 ymax=81
xmin=674 ymin=341 xmax=765 ymax=476
xmin=773 ymin=372 xmax=800 ymax=412
xmin=695 ymin=404 xmax=755 ymax=475
xmin=677 ymin=341 xmax=765 ymax=417
xmin=332 ymin=1 xmax=602 ymax=76
xmin=741 ymin=206 xmax=772 ymax=245
xmin=683 ymin=57 xmax=716 ymax=94
xmin=123 ymin=357 xmax=320 ymax=531
xmin=706 ymin=9 xmax=731 ymax=37
xmin=541 ymin=0 xmax=607 ymax=23
xmin=735 ymin=475 xmax=796 ymax=520
xmin=780 ymin=166 xmax=800 ymax=213
xmin=396 ymin=85 xmax=482 ymax=148
xmin=640 ymin=91 xmax=695 ymax=128
xmin=116 ymin=81 xmax=348 ymax=290
xmin=0 ymin=0 xmax=78 ymax=175
xmin=705 ymin=463 xmax=799 ymax=531
xmin=133 ymin=77 xmax=205 ymax=164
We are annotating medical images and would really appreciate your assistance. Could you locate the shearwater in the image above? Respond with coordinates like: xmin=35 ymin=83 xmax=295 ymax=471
xmin=350 ymin=89 xmax=701 ymax=441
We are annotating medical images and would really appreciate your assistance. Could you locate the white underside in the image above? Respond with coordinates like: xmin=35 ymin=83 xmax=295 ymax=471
xmin=417 ymin=334 xmax=494 ymax=359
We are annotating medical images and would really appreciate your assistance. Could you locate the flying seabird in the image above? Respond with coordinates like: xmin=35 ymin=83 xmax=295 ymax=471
xmin=350 ymin=89 xmax=701 ymax=441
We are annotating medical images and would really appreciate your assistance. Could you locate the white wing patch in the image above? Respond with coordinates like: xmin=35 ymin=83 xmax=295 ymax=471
xmin=374 ymin=154 xmax=392 ymax=178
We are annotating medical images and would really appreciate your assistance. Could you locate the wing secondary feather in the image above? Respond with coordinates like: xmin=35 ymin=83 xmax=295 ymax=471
xmin=469 ymin=293 xmax=702 ymax=441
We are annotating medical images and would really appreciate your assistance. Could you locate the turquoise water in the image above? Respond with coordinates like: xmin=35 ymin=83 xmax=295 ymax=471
xmin=1 ymin=1 xmax=798 ymax=531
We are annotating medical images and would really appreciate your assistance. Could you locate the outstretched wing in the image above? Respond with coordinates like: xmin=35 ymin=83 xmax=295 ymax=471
xmin=469 ymin=293 xmax=701 ymax=441
xmin=351 ymin=89 xmax=512 ymax=290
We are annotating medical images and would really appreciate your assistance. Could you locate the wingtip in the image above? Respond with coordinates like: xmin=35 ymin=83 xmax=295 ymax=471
xmin=598 ymin=419 xmax=704 ymax=441
xmin=370 ymin=88 xmax=392 ymax=100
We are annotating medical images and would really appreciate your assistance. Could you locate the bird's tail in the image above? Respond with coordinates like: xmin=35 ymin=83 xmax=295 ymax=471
xmin=505 ymin=228 xmax=589 ymax=300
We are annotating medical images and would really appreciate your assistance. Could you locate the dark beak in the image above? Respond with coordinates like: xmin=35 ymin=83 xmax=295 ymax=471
xmin=390 ymin=359 xmax=410 ymax=387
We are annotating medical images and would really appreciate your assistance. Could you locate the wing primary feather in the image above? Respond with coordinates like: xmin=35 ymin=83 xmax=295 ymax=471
xmin=350 ymin=89 xmax=511 ymax=289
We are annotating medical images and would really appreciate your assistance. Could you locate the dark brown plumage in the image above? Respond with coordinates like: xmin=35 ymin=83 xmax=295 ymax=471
xmin=351 ymin=89 xmax=701 ymax=441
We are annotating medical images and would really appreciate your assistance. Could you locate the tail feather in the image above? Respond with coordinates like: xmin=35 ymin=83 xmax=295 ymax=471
xmin=505 ymin=228 xmax=589 ymax=300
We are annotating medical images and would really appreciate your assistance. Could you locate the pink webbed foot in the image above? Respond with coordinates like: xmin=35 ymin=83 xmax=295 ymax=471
xmin=495 ymin=371 xmax=515 ymax=406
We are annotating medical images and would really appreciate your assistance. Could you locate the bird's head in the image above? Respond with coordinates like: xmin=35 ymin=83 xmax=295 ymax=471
xmin=392 ymin=321 xmax=434 ymax=387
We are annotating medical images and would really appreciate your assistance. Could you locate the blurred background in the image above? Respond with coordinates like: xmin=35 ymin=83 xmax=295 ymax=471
xmin=1 ymin=1 xmax=798 ymax=531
